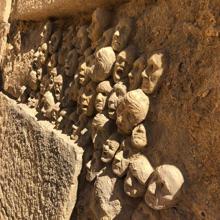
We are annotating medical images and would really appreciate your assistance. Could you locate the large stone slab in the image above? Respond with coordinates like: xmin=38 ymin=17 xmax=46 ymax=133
xmin=0 ymin=0 xmax=12 ymax=22
xmin=0 ymin=92 xmax=83 ymax=220
xmin=11 ymin=0 xmax=128 ymax=21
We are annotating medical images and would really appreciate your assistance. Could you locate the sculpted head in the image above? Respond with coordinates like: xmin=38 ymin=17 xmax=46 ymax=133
xmin=131 ymin=123 xmax=147 ymax=149
xmin=128 ymin=55 xmax=147 ymax=90
xmin=141 ymin=53 xmax=164 ymax=94
xmin=108 ymin=82 xmax=127 ymax=119
xmin=78 ymin=61 xmax=91 ymax=86
xmin=49 ymin=30 xmax=62 ymax=54
xmin=40 ymin=74 xmax=54 ymax=95
xmin=124 ymin=154 xmax=154 ymax=198
xmin=48 ymin=53 xmax=58 ymax=70
xmin=116 ymin=89 xmax=149 ymax=134
xmin=41 ymin=91 xmax=56 ymax=119
xmin=92 ymin=47 xmax=116 ymax=82
xmin=144 ymin=165 xmax=184 ymax=210
xmin=101 ymin=132 xmax=121 ymax=163
xmin=96 ymin=27 xmax=115 ymax=50
xmin=64 ymin=49 xmax=78 ymax=76
xmin=40 ymin=21 xmax=53 ymax=42
xmin=88 ymin=8 xmax=111 ymax=44
xmin=76 ymin=25 xmax=90 ymax=54
xmin=28 ymin=70 xmax=39 ymax=91
xmin=113 ymin=45 xmax=138 ymax=83
xmin=53 ymin=74 xmax=63 ymax=101
xmin=95 ymin=81 xmax=112 ymax=112
xmin=112 ymin=17 xmax=134 ymax=52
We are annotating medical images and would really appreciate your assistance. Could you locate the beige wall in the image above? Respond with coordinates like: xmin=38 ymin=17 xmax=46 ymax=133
xmin=12 ymin=0 xmax=127 ymax=20
xmin=0 ymin=0 xmax=12 ymax=22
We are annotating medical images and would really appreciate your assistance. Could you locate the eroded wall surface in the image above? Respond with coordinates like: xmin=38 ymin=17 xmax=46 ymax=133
xmin=1 ymin=0 xmax=220 ymax=219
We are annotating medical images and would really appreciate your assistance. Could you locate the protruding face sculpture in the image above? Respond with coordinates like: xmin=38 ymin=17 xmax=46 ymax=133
xmin=53 ymin=74 xmax=63 ymax=101
xmin=101 ymin=133 xmax=121 ymax=163
xmin=28 ymin=70 xmax=39 ymax=91
xmin=113 ymin=45 xmax=137 ymax=83
xmin=112 ymin=18 xmax=134 ymax=52
xmin=95 ymin=81 xmax=112 ymax=112
xmin=41 ymin=91 xmax=56 ymax=119
xmin=40 ymin=74 xmax=54 ymax=95
xmin=48 ymin=53 xmax=58 ymax=70
xmin=124 ymin=154 xmax=154 ymax=198
xmin=128 ymin=55 xmax=147 ymax=90
xmin=50 ymin=67 xmax=58 ymax=77
xmin=78 ymin=62 xmax=90 ymax=86
xmin=131 ymin=123 xmax=147 ymax=149
xmin=64 ymin=49 xmax=78 ymax=76
xmin=49 ymin=30 xmax=62 ymax=54
xmin=92 ymin=47 xmax=116 ymax=82
xmin=40 ymin=21 xmax=53 ymax=43
xmin=141 ymin=53 xmax=164 ymax=94
xmin=76 ymin=25 xmax=90 ymax=54
xmin=116 ymin=89 xmax=149 ymax=134
xmin=144 ymin=165 xmax=184 ymax=210
xmin=96 ymin=27 xmax=115 ymax=50
xmin=87 ymin=8 xmax=111 ymax=45
xmin=108 ymin=82 xmax=127 ymax=119
xmin=78 ymin=82 xmax=96 ymax=116
xmin=112 ymin=139 xmax=131 ymax=177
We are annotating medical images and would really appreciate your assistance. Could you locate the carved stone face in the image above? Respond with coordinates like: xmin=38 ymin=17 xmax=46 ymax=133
xmin=53 ymin=74 xmax=63 ymax=101
xmin=40 ymin=21 xmax=53 ymax=43
xmin=96 ymin=27 xmax=115 ymax=50
xmin=95 ymin=81 xmax=112 ymax=112
xmin=131 ymin=124 xmax=147 ymax=149
xmin=141 ymin=53 xmax=164 ymax=94
xmin=40 ymin=74 xmax=54 ymax=95
xmin=92 ymin=47 xmax=116 ymax=82
xmin=41 ymin=91 xmax=56 ymax=119
xmin=101 ymin=133 xmax=121 ymax=163
xmin=112 ymin=18 xmax=133 ymax=52
xmin=28 ymin=70 xmax=39 ymax=91
xmin=112 ymin=141 xmax=131 ymax=177
xmin=144 ymin=165 xmax=184 ymax=210
xmin=78 ymin=82 xmax=96 ymax=116
xmin=88 ymin=8 xmax=111 ymax=45
xmin=48 ymin=53 xmax=58 ymax=70
xmin=128 ymin=55 xmax=146 ymax=90
xmin=49 ymin=30 xmax=62 ymax=54
xmin=113 ymin=46 xmax=137 ymax=83
xmin=116 ymin=89 xmax=149 ymax=134
xmin=76 ymin=25 xmax=90 ymax=54
xmin=50 ymin=67 xmax=58 ymax=77
xmin=64 ymin=49 xmax=78 ymax=76
xmin=78 ymin=62 xmax=91 ymax=86
xmin=124 ymin=154 xmax=154 ymax=198
xmin=108 ymin=82 xmax=127 ymax=119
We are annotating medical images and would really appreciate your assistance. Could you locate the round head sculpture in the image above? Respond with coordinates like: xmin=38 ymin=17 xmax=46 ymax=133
xmin=78 ymin=61 xmax=91 ymax=86
xmin=41 ymin=91 xmax=56 ymax=119
xmin=124 ymin=154 xmax=154 ymax=198
xmin=53 ymin=74 xmax=63 ymax=101
xmin=49 ymin=30 xmax=62 ymax=54
xmin=64 ymin=49 xmax=78 ymax=76
xmin=112 ymin=17 xmax=134 ymax=52
xmin=131 ymin=123 xmax=147 ymax=149
xmin=95 ymin=81 xmax=112 ymax=112
xmin=116 ymin=89 xmax=149 ymax=134
xmin=144 ymin=164 xmax=184 ymax=210
xmin=96 ymin=27 xmax=115 ymax=50
xmin=92 ymin=47 xmax=116 ymax=82
xmin=141 ymin=53 xmax=164 ymax=94
xmin=76 ymin=25 xmax=90 ymax=54
xmin=88 ymin=8 xmax=111 ymax=45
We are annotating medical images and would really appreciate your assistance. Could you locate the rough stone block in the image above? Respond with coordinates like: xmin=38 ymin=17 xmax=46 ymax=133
xmin=0 ymin=0 xmax=12 ymax=22
xmin=0 ymin=92 xmax=83 ymax=220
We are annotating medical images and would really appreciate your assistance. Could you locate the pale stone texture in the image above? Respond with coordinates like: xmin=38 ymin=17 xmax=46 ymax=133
xmin=12 ymin=0 xmax=128 ymax=21
xmin=0 ymin=92 xmax=83 ymax=220
xmin=0 ymin=0 xmax=12 ymax=22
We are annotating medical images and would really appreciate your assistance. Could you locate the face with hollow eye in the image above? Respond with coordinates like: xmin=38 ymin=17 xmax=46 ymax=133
xmin=41 ymin=91 xmax=56 ymax=119
xmin=95 ymin=92 xmax=107 ymax=112
xmin=76 ymin=25 xmax=90 ymax=54
xmin=144 ymin=165 xmax=184 ymax=210
xmin=101 ymin=134 xmax=121 ymax=163
xmin=49 ymin=31 xmax=62 ymax=54
xmin=64 ymin=49 xmax=78 ymax=76
xmin=131 ymin=123 xmax=147 ymax=149
xmin=141 ymin=53 xmax=164 ymax=94
xmin=112 ymin=18 xmax=133 ymax=52
xmin=128 ymin=56 xmax=146 ymax=90
xmin=53 ymin=75 xmax=63 ymax=101
xmin=78 ymin=62 xmax=90 ymax=86
xmin=40 ymin=75 xmax=54 ymax=95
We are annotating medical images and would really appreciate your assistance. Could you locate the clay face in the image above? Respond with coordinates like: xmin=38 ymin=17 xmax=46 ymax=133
xmin=116 ymin=89 xmax=149 ymax=134
xmin=92 ymin=47 xmax=116 ymax=82
xmin=112 ymin=18 xmax=134 ymax=52
xmin=128 ymin=55 xmax=147 ymax=90
xmin=49 ymin=30 xmax=62 ymax=54
xmin=78 ymin=62 xmax=90 ymax=86
xmin=131 ymin=124 xmax=147 ymax=149
xmin=108 ymin=82 xmax=127 ymax=119
xmin=53 ymin=74 xmax=63 ymax=101
xmin=141 ymin=53 xmax=164 ymax=94
xmin=101 ymin=133 xmax=121 ymax=163
xmin=40 ymin=21 xmax=53 ymax=42
xmin=76 ymin=25 xmax=90 ymax=54
xmin=95 ymin=81 xmax=112 ymax=112
xmin=88 ymin=8 xmax=111 ymax=45
xmin=41 ymin=91 xmax=56 ymax=119
xmin=113 ymin=45 xmax=137 ymax=83
xmin=28 ymin=70 xmax=39 ymax=91
xmin=124 ymin=154 xmax=154 ymax=198
xmin=96 ymin=27 xmax=115 ymax=50
xmin=144 ymin=165 xmax=184 ymax=210
xmin=64 ymin=49 xmax=78 ymax=76
xmin=78 ymin=82 xmax=96 ymax=116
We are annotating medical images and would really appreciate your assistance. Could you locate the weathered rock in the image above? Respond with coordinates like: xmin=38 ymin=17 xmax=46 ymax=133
xmin=0 ymin=0 xmax=12 ymax=22
xmin=0 ymin=93 xmax=83 ymax=220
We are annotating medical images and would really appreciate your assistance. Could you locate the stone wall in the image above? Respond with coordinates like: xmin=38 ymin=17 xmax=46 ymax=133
xmin=0 ymin=0 xmax=12 ymax=22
